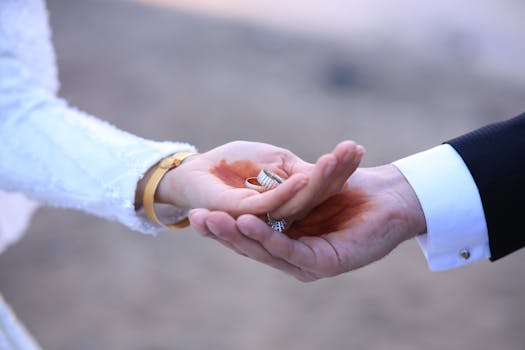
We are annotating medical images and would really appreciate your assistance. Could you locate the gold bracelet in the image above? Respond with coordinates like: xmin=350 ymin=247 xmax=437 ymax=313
xmin=143 ymin=152 xmax=198 ymax=228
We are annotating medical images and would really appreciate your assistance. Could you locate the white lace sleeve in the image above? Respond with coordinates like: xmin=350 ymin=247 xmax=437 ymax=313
xmin=0 ymin=98 xmax=197 ymax=234
xmin=0 ymin=85 xmax=198 ymax=234
xmin=0 ymin=0 xmax=197 ymax=235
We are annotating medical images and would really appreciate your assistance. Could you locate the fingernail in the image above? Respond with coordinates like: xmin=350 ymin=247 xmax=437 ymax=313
xmin=207 ymin=220 xmax=219 ymax=235
xmin=343 ymin=147 xmax=357 ymax=163
xmin=323 ymin=159 xmax=336 ymax=178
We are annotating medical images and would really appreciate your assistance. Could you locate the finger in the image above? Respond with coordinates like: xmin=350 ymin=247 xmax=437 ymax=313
xmin=188 ymin=208 xmax=214 ymax=238
xmin=328 ymin=141 xmax=365 ymax=192
xmin=204 ymin=211 xmax=311 ymax=279
xmin=190 ymin=208 xmax=251 ymax=256
xmin=234 ymin=173 xmax=308 ymax=215
xmin=271 ymin=141 xmax=364 ymax=220
xmin=237 ymin=214 xmax=320 ymax=271
xmin=279 ymin=140 xmax=360 ymax=176
xmin=269 ymin=153 xmax=335 ymax=219
xmin=310 ymin=141 xmax=363 ymax=196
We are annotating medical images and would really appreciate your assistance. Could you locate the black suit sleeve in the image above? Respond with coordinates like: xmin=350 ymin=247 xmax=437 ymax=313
xmin=447 ymin=113 xmax=525 ymax=261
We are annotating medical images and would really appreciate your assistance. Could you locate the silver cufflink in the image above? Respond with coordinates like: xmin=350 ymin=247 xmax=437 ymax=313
xmin=459 ymin=249 xmax=471 ymax=260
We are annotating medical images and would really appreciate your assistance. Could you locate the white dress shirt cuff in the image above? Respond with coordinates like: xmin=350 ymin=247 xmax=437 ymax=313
xmin=393 ymin=144 xmax=491 ymax=271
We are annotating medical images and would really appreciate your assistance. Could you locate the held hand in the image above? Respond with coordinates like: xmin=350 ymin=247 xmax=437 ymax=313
xmin=189 ymin=165 xmax=426 ymax=281
xmin=154 ymin=140 xmax=363 ymax=218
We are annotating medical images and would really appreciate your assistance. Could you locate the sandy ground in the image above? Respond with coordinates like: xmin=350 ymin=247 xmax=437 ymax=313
xmin=1 ymin=0 xmax=524 ymax=349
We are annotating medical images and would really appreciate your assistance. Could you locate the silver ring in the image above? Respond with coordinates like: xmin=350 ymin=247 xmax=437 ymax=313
xmin=267 ymin=213 xmax=287 ymax=233
xmin=244 ymin=169 xmax=288 ymax=232
xmin=244 ymin=169 xmax=284 ymax=192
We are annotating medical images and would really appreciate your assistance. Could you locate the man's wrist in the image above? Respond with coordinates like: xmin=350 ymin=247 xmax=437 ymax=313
xmin=384 ymin=164 xmax=427 ymax=240
xmin=392 ymin=145 xmax=490 ymax=270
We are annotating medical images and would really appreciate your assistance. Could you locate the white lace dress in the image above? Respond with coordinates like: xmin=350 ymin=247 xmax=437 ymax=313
xmin=0 ymin=0 xmax=197 ymax=256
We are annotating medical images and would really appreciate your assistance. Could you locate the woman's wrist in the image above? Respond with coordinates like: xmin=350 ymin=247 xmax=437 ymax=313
xmin=134 ymin=153 xmax=198 ymax=210
xmin=155 ymin=165 xmax=190 ymax=207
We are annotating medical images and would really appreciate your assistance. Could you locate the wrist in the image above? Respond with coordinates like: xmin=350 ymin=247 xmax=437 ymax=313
xmin=139 ymin=152 xmax=198 ymax=228
xmin=155 ymin=153 xmax=198 ymax=207
xmin=156 ymin=166 xmax=187 ymax=207
xmin=134 ymin=153 xmax=197 ymax=210
xmin=385 ymin=164 xmax=427 ymax=239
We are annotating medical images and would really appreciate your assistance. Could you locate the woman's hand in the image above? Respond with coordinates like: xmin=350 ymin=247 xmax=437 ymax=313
xmin=153 ymin=140 xmax=364 ymax=219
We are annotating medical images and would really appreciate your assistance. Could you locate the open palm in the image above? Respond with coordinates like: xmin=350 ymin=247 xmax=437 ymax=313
xmin=161 ymin=140 xmax=364 ymax=219
xmin=189 ymin=165 xmax=425 ymax=281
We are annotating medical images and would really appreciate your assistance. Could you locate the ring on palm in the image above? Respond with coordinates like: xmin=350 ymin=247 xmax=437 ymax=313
xmin=244 ymin=169 xmax=284 ymax=192
xmin=245 ymin=169 xmax=287 ymax=233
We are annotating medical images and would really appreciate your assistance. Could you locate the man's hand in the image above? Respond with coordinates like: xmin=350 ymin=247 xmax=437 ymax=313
xmin=189 ymin=164 xmax=426 ymax=282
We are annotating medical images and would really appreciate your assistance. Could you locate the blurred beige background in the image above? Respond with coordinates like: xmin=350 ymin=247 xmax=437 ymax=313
xmin=1 ymin=0 xmax=525 ymax=349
